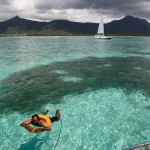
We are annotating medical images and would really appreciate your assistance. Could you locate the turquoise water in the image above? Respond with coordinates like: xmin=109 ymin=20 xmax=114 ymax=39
xmin=0 ymin=36 xmax=150 ymax=150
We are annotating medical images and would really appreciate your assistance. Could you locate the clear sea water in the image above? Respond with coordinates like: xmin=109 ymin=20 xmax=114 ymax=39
xmin=0 ymin=36 xmax=150 ymax=150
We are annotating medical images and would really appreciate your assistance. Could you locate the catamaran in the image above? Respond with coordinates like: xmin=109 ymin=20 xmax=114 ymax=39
xmin=94 ymin=18 xmax=111 ymax=39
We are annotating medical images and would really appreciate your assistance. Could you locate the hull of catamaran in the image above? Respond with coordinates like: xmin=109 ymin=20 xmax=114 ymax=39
xmin=94 ymin=35 xmax=111 ymax=39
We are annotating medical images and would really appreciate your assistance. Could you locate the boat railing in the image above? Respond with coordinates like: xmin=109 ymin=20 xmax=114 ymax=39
xmin=122 ymin=141 xmax=150 ymax=150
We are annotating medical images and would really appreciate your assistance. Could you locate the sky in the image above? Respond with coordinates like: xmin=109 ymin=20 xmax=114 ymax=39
xmin=0 ymin=0 xmax=150 ymax=23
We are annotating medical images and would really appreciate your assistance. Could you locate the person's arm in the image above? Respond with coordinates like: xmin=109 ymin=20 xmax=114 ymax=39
xmin=32 ymin=127 xmax=51 ymax=133
xmin=31 ymin=120 xmax=51 ymax=133
xmin=20 ymin=118 xmax=35 ymax=133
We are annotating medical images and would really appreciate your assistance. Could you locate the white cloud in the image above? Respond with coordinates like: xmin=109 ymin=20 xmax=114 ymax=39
xmin=12 ymin=0 xmax=33 ymax=11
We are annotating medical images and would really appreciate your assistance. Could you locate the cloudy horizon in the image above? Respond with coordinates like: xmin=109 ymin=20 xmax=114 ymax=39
xmin=0 ymin=0 xmax=150 ymax=23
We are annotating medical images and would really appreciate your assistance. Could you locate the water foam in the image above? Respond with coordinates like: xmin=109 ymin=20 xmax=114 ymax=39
xmin=0 ymin=88 xmax=150 ymax=149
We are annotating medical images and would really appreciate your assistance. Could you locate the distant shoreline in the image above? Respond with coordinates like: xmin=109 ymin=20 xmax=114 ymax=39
xmin=0 ymin=34 xmax=150 ymax=37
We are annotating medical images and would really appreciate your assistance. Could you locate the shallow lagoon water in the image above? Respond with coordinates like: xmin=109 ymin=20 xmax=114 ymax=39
xmin=0 ymin=36 xmax=150 ymax=150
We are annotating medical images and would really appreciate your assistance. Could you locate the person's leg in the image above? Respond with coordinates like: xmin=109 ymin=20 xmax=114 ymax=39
xmin=49 ymin=110 xmax=60 ymax=123
xmin=43 ymin=110 xmax=49 ymax=115
xmin=55 ymin=110 xmax=60 ymax=120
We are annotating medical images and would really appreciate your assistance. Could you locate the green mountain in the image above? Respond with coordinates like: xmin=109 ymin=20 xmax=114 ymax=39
xmin=105 ymin=16 xmax=150 ymax=35
xmin=0 ymin=15 xmax=150 ymax=36
xmin=0 ymin=16 xmax=96 ymax=35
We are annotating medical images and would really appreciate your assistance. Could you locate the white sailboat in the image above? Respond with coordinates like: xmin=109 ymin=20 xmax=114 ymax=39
xmin=94 ymin=18 xmax=111 ymax=39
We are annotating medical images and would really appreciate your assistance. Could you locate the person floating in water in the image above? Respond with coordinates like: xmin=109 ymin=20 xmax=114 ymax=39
xmin=20 ymin=110 xmax=60 ymax=133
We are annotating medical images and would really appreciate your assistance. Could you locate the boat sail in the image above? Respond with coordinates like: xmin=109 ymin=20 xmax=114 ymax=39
xmin=94 ymin=18 xmax=111 ymax=39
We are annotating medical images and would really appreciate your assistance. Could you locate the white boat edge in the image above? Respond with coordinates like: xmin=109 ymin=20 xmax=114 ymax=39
xmin=94 ymin=35 xmax=111 ymax=39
